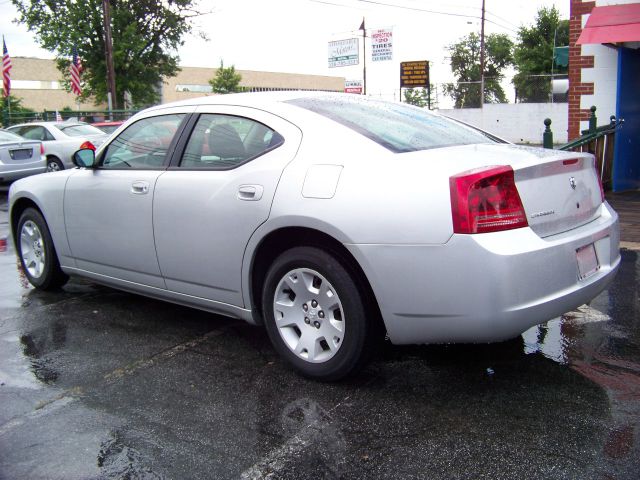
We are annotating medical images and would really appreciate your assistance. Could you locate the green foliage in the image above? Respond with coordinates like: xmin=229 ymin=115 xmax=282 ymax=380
xmin=444 ymin=32 xmax=513 ymax=108
xmin=11 ymin=0 xmax=200 ymax=107
xmin=513 ymin=6 xmax=569 ymax=103
xmin=209 ymin=61 xmax=243 ymax=94
xmin=2 ymin=95 xmax=34 ymax=113
xmin=403 ymin=88 xmax=428 ymax=108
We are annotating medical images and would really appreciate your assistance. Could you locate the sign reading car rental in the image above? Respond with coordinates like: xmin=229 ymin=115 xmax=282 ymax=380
xmin=371 ymin=28 xmax=393 ymax=62
xmin=400 ymin=60 xmax=429 ymax=88
xmin=328 ymin=38 xmax=359 ymax=68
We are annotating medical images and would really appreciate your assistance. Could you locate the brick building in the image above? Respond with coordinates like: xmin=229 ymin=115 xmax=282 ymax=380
xmin=570 ymin=0 xmax=640 ymax=191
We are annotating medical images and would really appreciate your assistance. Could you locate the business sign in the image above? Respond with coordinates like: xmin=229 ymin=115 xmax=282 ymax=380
xmin=345 ymin=80 xmax=363 ymax=94
xmin=371 ymin=28 xmax=393 ymax=62
xmin=328 ymin=38 xmax=359 ymax=68
xmin=400 ymin=60 xmax=429 ymax=88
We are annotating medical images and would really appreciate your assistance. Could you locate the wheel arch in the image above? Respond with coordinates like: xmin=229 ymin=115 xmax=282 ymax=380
xmin=248 ymin=226 xmax=384 ymax=333
xmin=10 ymin=197 xmax=42 ymax=250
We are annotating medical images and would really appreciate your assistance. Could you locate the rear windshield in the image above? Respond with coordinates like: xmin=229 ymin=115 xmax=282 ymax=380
xmin=0 ymin=130 xmax=24 ymax=142
xmin=57 ymin=123 xmax=104 ymax=137
xmin=287 ymin=97 xmax=499 ymax=153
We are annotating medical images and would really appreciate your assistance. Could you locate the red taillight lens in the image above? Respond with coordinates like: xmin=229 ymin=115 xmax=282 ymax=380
xmin=40 ymin=143 xmax=44 ymax=155
xmin=450 ymin=165 xmax=529 ymax=234
xmin=79 ymin=141 xmax=96 ymax=151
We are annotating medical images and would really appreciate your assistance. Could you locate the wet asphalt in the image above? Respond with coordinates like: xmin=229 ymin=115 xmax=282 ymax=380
xmin=0 ymin=186 xmax=639 ymax=480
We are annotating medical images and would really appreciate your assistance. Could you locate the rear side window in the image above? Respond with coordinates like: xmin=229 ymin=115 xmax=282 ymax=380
xmin=179 ymin=114 xmax=283 ymax=169
xmin=57 ymin=123 xmax=104 ymax=137
xmin=287 ymin=97 xmax=498 ymax=153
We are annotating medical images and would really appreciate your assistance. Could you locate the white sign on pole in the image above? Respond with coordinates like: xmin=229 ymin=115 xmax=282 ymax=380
xmin=371 ymin=28 xmax=393 ymax=62
xmin=328 ymin=38 xmax=359 ymax=68
xmin=344 ymin=80 xmax=363 ymax=94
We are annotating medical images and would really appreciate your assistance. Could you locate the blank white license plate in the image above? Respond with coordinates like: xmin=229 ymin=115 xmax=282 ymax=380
xmin=576 ymin=243 xmax=600 ymax=280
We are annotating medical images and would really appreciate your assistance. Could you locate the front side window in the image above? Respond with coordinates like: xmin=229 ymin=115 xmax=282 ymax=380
xmin=179 ymin=114 xmax=283 ymax=169
xmin=101 ymin=114 xmax=185 ymax=169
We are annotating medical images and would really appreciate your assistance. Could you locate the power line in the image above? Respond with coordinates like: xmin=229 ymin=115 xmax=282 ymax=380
xmin=308 ymin=0 xmax=518 ymax=33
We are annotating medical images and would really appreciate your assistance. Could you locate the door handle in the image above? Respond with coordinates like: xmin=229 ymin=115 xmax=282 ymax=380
xmin=238 ymin=184 xmax=264 ymax=201
xmin=131 ymin=181 xmax=150 ymax=195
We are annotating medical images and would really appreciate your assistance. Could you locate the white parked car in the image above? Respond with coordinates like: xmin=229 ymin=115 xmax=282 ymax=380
xmin=0 ymin=129 xmax=46 ymax=183
xmin=8 ymin=92 xmax=620 ymax=380
xmin=7 ymin=121 xmax=108 ymax=171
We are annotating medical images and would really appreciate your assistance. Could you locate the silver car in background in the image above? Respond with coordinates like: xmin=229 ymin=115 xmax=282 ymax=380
xmin=7 ymin=121 xmax=108 ymax=171
xmin=0 ymin=129 xmax=46 ymax=183
xmin=8 ymin=92 xmax=620 ymax=380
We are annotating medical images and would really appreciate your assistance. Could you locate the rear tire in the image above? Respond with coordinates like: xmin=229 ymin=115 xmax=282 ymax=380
xmin=17 ymin=208 xmax=69 ymax=290
xmin=46 ymin=156 xmax=64 ymax=172
xmin=262 ymin=246 xmax=374 ymax=381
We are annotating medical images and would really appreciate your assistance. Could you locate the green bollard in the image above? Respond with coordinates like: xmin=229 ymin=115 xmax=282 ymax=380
xmin=543 ymin=118 xmax=553 ymax=149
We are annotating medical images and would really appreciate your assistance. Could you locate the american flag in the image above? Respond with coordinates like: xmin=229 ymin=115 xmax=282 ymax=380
xmin=2 ymin=37 xmax=11 ymax=98
xmin=70 ymin=45 xmax=82 ymax=96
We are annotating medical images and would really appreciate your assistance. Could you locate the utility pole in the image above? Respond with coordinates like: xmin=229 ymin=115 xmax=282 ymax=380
xmin=102 ymin=0 xmax=117 ymax=112
xmin=479 ymin=0 xmax=486 ymax=108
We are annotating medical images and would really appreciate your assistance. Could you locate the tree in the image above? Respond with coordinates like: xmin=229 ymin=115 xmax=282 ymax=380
xmin=404 ymin=88 xmax=428 ymax=107
xmin=11 ymin=0 xmax=202 ymax=107
xmin=2 ymin=95 xmax=34 ymax=113
xmin=444 ymin=32 xmax=513 ymax=108
xmin=209 ymin=61 xmax=243 ymax=94
xmin=513 ymin=7 xmax=569 ymax=103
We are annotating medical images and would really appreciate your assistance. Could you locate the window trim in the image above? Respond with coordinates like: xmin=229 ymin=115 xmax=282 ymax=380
xmin=167 ymin=113 xmax=285 ymax=171
xmin=96 ymin=113 xmax=191 ymax=171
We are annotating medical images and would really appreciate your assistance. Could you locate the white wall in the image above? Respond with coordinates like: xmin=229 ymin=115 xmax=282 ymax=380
xmin=438 ymin=103 xmax=569 ymax=144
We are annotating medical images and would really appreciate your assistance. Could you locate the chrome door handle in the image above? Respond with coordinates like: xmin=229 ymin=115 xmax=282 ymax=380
xmin=238 ymin=184 xmax=264 ymax=201
xmin=131 ymin=181 xmax=149 ymax=195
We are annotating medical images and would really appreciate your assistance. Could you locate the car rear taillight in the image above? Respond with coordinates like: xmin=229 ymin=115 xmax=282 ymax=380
xmin=79 ymin=141 xmax=96 ymax=151
xmin=450 ymin=165 xmax=528 ymax=234
xmin=40 ymin=143 xmax=45 ymax=155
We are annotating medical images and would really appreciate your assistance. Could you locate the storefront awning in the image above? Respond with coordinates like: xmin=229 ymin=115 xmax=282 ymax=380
xmin=577 ymin=3 xmax=640 ymax=45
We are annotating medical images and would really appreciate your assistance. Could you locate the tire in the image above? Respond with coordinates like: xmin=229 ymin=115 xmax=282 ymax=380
xmin=46 ymin=157 xmax=64 ymax=172
xmin=262 ymin=246 xmax=374 ymax=381
xmin=16 ymin=208 xmax=69 ymax=290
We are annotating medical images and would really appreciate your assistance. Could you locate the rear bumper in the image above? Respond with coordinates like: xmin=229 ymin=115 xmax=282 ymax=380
xmin=346 ymin=202 xmax=620 ymax=344
xmin=0 ymin=165 xmax=47 ymax=183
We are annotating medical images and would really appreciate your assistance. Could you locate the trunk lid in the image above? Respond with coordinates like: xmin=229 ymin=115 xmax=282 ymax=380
xmin=510 ymin=148 xmax=602 ymax=238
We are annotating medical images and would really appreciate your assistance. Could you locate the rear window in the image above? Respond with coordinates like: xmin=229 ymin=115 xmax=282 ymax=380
xmin=287 ymin=97 xmax=499 ymax=153
xmin=57 ymin=123 xmax=104 ymax=137
xmin=0 ymin=130 xmax=23 ymax=142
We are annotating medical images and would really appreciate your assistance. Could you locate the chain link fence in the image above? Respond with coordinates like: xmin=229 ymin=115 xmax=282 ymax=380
xmin=435 ymin=75 xmax=568 ymax=109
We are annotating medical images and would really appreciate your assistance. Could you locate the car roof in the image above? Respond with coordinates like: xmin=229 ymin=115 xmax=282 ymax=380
xmin=141 ymin=91 xmax=359 ymax=114
xmin=9 ymin=121 xmax=89 ymax=128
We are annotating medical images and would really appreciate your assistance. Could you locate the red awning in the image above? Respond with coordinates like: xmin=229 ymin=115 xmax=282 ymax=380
xmin=577 ymin=3 xmax=640 ymax=45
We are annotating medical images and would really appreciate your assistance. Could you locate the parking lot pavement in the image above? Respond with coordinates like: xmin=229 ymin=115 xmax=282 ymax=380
xmin=1 ymin=189 xmax=639 ymax=479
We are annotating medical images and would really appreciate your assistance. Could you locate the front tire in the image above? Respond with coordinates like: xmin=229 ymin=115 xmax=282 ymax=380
xmin=17 ymin=208 xmax=69 ymax=290
xmin=262 ymin=246 xmax=374 ymax=381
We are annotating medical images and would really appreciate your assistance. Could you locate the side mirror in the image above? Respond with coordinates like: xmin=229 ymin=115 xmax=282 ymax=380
xmin=73 ymin=148 xmax=96 ymax=168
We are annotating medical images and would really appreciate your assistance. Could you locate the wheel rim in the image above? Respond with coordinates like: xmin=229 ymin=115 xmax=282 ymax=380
xmin=47 ymin=161 xmax=61 ymax=172
xmin=273 ymin=268 xmax=345 ymax=363
xmin=20 ymin=220 xmax=46 ymax=279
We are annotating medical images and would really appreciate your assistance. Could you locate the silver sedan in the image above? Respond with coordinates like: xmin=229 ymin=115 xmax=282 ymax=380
xmin=8 ymin=92 xmax=620 ymax=380
xmin=7 ymin=121 xmax=108 ymax=171
xmin=0 ymin=129 xmax=46 ymax=183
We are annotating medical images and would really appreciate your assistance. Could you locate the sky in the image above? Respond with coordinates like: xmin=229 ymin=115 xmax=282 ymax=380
xmin=0 ymin=0 xmax=569 ymax=104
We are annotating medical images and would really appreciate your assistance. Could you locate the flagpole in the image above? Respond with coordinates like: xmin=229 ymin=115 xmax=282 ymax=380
xmin=360 ymin=17 xmax=366 ymax=96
